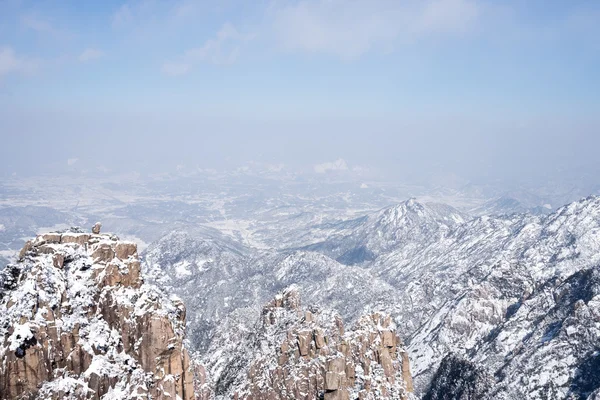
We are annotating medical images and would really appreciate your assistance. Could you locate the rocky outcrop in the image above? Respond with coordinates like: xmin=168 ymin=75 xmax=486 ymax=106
xmin=200 ymin=287 xmax=414 ymax=400
xmin=0 ymin=228 xmax=195 ymax=399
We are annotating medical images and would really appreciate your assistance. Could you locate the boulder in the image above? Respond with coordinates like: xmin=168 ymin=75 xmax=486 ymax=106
xmin=92 ymin=222 xmax=102 ymax=234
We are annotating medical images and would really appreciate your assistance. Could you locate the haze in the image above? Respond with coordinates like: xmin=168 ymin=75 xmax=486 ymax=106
xmin=0 ymin=0 xmax=599 ymax=188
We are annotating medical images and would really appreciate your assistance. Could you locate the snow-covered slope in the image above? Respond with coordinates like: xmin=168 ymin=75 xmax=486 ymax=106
xmin=197 ymin=287 xmax=416 ymax=400
xmin=313 ymin=195 xmax=599 ymax=398
xmin=144 ymin=229 xmax=403 ymax=358
xmin=305 ymin=199 xmax=468 ymax=265
xmin=0 ymin=227 xmax=195 ymax=399
xmin=143 ymin=195 xmax=600 ymax=399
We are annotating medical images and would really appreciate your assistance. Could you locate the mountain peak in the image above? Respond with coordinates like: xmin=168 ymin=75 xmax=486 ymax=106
xmin=196 ymin=288 xmax=415 ymax=400
xmin=0 ymin=228 xmax=195 ymax=399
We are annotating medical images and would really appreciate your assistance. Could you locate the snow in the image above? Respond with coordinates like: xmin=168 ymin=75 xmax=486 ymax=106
xmin=8 ymin=323 xmax=34 ymax=351
xmin=0 ymin=231 xmax=191 ymax=399
xmin=174 ymin=260 xmax=192 ymax=277
xmin=145 ymin=195 xmax=600 ymax=399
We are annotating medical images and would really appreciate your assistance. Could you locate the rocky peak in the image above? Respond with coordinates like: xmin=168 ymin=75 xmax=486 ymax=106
xmin=201 ymin=287 xmax=415 ymax=400
xmin=0 ymin=227 xmax=195 ymax=399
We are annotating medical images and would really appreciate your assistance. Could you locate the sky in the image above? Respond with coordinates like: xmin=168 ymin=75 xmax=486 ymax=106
xmin=0 ymin=0 xmax=599 ymax=184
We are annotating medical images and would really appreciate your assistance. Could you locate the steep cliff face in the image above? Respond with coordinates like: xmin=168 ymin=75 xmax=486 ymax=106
xmin=198 ymin=287 xmax=415 ymax=400
xmin=0 ymin=227 xmax=195 ymax=399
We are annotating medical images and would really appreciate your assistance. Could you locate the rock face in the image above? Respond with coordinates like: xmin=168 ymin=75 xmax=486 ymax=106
xmin=198 ymin=287 xmax=415 ymax=400
xmin=0 ymin=229 xmax=195 ymax=399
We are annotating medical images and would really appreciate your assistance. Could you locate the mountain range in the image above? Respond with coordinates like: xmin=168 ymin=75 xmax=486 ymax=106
xmin=2 ymin=195 xmax=600 ymax=399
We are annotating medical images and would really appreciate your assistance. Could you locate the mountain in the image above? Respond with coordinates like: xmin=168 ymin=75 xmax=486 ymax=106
xmin=472 ymin=196 xmax=552 ymax=216
xmin=143 ymin=228 xmax=252 ymax=353
xmin=305 ymin=199 xmax=469 ymax=265
xmin=0 ymin=227 xmax=195 ymax=399
xmin=197 ymin=287 xmax=415 ymax=400
xmin=323 ymin=196 xmax=599 ymax=398
xmin=0 ymin=227 xmax=420 ymax=400
xmin=5 ymin=194 xmax=599 ymax=399
xmin=144 ymin=229 xmax=403 ymax=358
xmin=138 ymin=195 xmax=600 ymax=399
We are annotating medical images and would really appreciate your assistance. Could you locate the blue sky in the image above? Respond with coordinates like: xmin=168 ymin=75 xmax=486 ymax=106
xmin=0 ymin=0 xmax=599 ymax=180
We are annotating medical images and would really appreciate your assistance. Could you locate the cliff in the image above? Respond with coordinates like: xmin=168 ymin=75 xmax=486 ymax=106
xmin=0 ymin=225 xmax=195 ymax=399
xmin=199 ymin=287 xmax=415 ymax=400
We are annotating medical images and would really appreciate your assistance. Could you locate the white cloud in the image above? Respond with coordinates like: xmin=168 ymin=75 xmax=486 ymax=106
xmin=162 ymin=22 xmax=254 ymax=75
xmin=416 ymin=0 xmax=479 ymax=34
xmin=67 ymin=158 xmax=79 ymax=166
xmin=112 ymin=4 xmax=133 ymax=28
xmin=21 ymin=15 xmax=73 ymax=40
xmin=0 ymin=224 xmax=5 ymax=232
xmin=0 ymin=47 xmax=21 ymax=77
xmin=21 ymin=15 xmax=57 ymax=34
xmin=79 ymin=48 xmax=105 ymax=62
xmin=269 ymin=0 xmax=480 ymax=59
xmin=185 ymin=22 xmax=253 ymax=65
xmin=0 ymin=47 xmax=35 ymax=79
xmin=162 ymin=62 xmax=191 ymax=76
xmin=314 ymin=158 xmax=348 ymax=173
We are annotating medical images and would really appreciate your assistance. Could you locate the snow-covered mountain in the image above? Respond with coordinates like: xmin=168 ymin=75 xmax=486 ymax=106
xmin=0 ymin=227 xmax=418 ymax=400
xmin=197 ymin=287 xmax=415 ymax=400
xmin=3 ymin=193 xmax=600 ymax=399
xmin=143 ymin=195 xmax=600 ymax=399
xmin=304 ymin=199 xmax=469 ymax=265
xmin=0 ymin=227 xmax=195 ymax=399
xmin=144 ymin=231 xmax=403 ymax=356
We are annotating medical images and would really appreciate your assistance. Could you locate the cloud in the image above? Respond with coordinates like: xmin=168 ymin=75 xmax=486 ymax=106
xmin=162 ymin=22 xmax=254 ymax=75
xmin=67 ymin=158 xmax=79 ymax=166
xmin=79 ymin=48 xmax=105 ymax=62
xmin=314 ymin=159 xmax=348 ymax=173
xmin=21 ymin=15 xmax=57 ymax=34
xmin=0 ymin=47 xmax=35 ymax=79
xmin=269 ymin=0 xmax=480 ymax=59
xmin=416 ymin=0 xmax=479 ymax=34
xmin=185 ymin=22 xmax=254 ymax=65
xmin=162 ymin=62 xmax=191 ymax=76
xmin=112 ymin=4 xmax=133 ymax=28
xmin=0 ymin=47 xmax=21 ymax=77
xmin=21 ymin=15 xmax=73 ymax=40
